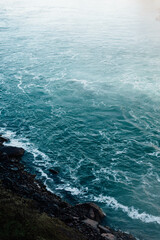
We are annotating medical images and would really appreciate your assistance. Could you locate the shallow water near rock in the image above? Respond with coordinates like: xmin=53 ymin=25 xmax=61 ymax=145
xmin=1 ymin=0 xmax=160 ymax=239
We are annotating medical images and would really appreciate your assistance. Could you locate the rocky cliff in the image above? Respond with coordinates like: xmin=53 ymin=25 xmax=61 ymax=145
xmin=0 ymin=135 xmax=136 ymax=240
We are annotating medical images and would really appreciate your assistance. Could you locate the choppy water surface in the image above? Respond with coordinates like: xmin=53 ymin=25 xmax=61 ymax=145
xmin=1 ymin=0 xmax=160 ymax=239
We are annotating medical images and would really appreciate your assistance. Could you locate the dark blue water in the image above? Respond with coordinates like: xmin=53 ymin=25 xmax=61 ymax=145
xmin=1 ymin=0 xmax=160 ymax=239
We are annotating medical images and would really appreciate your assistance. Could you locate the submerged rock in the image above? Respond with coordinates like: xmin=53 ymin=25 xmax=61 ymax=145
xmin=0 ymin=146 xmax=25 ymax=158
xmin=0 ymin=136 xmax=9 ymax=145
xmin=49 ymin=168 xmax=59 ymax=174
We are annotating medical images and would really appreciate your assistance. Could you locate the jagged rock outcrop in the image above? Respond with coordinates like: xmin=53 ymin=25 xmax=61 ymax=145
xmin=0 ymin=136 xmax=9 ymax=145
xmin=0 ymin=146 xmax=25 ymax=158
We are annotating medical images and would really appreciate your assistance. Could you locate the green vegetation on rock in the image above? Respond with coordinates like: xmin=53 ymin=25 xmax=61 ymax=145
xmin=0 ymin=183 xmax=86 ymax=240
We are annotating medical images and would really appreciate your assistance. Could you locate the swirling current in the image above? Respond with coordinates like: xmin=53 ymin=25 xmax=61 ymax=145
xmin=1 ymin=0 xmax=160 ymax=239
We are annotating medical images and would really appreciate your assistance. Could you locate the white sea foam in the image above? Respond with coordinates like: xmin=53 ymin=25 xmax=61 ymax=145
xmin=37 ymin=168 xmax=51 ymax=181
xmin=0 ymin=127 xmax=56 ymax=193
xmin=94 ymin=167 xmax=131 ymax=184
xmin=69 ymin=78 xmax=88 ymax=88
xmin=93 ymin=194 xmax=160 ymax=224
xmin=0 ymin=128 xmax=85 ymax=196
xmin=0 ymin=128 xmax=53 ymax=170
xmin=121 ymin=72 xmax=160 ymax=100
xmin=0 ymin=128 xmax=50 ymax=162
xmin=56 ymin=184 xmax=81 ymax=196
xmin=15 ymin=75 xmax=25 ymax=93
xmin=155 ymin=173 xmax=160 ymax=183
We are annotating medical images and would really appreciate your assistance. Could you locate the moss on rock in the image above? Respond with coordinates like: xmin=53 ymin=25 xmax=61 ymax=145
xmin=0 ymin=183 xmax=86 ymax=240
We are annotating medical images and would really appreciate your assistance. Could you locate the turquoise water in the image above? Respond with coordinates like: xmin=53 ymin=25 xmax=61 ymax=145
xmin=1 ymin=0 xmax=160 ymax=239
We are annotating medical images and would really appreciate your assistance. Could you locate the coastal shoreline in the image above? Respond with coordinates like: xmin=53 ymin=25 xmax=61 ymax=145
xmin=0 ymin=134 xmax=136 ymax=240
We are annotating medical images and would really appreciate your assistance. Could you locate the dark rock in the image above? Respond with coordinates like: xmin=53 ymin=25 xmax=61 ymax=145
xmin=113 ymin=230 xmax=136 ymax=240
xmin=49 ymin=168 xmax=58 ymax=174
xmin=31 ymin=174 xmax=36 ymax=178
xmin=59 ymin=201 xmax=70 ymax=208
xmin=82 ymin=218 xmax=99 ymax=231
xmin=10 ymin=159 xmax=19 ymax=163
xmin=0 ymin=152 xmax=9 ymax=161
xmin=98 ymin=225 xmax=111 ymax=234
xmin=0 ymin=136 xmax=9 ymax=145
xmin=61 ymin=215 xmax=73 ymax=223
xmin=0 ymin=146 xmax=25 ymax=158
xmin=5 ymin=177 xmax=14 ymax=186
xmin=11 ymin=167 xmax=19 ymax=171
xmin=0 ymin=164 xmax=5 ymax=170
xmin=101 ymin=233 xmax=117 ymax=240
xmin=32 ymin=192 xmax=42 ymax=201
xmin=74 ymin=202 xmax=106 ymax=222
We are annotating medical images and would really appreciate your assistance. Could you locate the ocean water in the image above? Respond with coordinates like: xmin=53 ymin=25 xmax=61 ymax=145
xmin=1 ymin=0 xmax=160 ymax=239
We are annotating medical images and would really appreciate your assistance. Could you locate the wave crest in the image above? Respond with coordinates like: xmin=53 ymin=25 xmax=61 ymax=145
xmin=93 ymin=194 xmax=160 ymax=224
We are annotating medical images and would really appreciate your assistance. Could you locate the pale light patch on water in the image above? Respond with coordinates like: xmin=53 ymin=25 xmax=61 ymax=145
xmin=68 ymin=78 xmax=88 ymax=89
xmin=120 ymin=73 xmax=160 ymax=101
xmin=51 ymin=107 xmax=66 ymax=118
